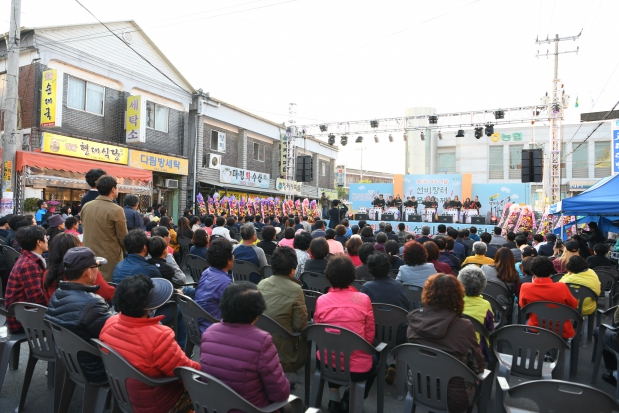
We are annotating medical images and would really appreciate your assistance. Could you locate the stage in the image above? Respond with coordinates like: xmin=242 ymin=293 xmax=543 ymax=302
xmin=340 ymin=220 xmax=497 ymax=235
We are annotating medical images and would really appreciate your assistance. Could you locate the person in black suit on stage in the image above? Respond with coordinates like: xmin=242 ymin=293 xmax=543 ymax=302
xmin=386 ymin=196 xmax=396 ymax=208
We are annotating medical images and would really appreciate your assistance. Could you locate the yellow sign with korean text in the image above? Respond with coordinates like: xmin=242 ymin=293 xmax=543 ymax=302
xmin=41 ymin=132 xmax=128 ymax=164
xmin=125 ymin=95 xmax=146 ymax=144
xmin=221 ymin=190 xmax=247 ymax=200
xmin=129 ymin=150 xmax=189 ymax=175
xmin=40 ymin=69 xmax=64 ymax=127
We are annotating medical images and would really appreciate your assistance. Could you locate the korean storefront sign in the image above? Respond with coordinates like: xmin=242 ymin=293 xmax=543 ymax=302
xmin=220 ymin=165 xmax=270 ymax=189
xmin=279 ymin=131 xmax=295 ymax=177
xmin=129 ymin=150 xmax=188 ymax=175
xmin=41 ymin=132 xmax=128 ymax=164
xmin=335 ymin=165 xmax=346 ymax=187
xmin=3 ymin=160 xmax=12 ymax=192
xmin=126 ymin=95 xmax=146 ymax=144
xmin=40 ymin=69 xmax=64 ymax=127
xmin=276 ymin=177 xmax=302 ymax=195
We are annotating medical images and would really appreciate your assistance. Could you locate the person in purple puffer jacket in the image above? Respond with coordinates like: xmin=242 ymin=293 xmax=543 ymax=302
xmin=200 ymin=282 xmax=290 ymax=410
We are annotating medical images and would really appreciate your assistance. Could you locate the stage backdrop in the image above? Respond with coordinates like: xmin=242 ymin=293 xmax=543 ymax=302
xmin=349 ymin=183 xmax=393 ymax=213
xmin=403 ymin=174 xmax=462 ymax=205
xmin=471 ymin=183 xmax=531 ymax=219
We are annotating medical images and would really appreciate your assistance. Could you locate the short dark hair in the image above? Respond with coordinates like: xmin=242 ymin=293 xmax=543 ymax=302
xmin=227 ymin=217 xmax=236 ymax=227
xmin=385 ymin=224 xmax=393 ymax=233
xmin=65 ymin=216 xmax=78 ymax=230
xmin=261 ymin=225 xmax=276 ymax=242
xmin=124 ymin=229 xmax=149 ymax=254
xmin=37 ymin=199 xmax=46 ymax=208
xmin=284 ymin=227 xmax=296 ymax=240
xmin=192 ymin=229 xmax=208 ymax=248
xmin=533 ymin=234 xmax=543 ymax=243
xmin=216 ymin=216 xmax=225 ymax=227
xmin=325 ymin=255 xmax=356 ymax=288
xmin=360 ymin=226 xmax=374 ymax=238
xmin=113 ymin=274 xmax=153 ymax=318
xmin=480 ymin=232 xmax=492 ymax=243
xmin=423 ymin=241 xmax=440 ymax=261
xmin=546 ymin=234 xmax=557 ymax=243
xmin=151 ymin=225 xmax=169 ymax=238
xmin=294 ymin=231 xmax=312 ymax=251
xmin=566 ymin=255 xmax=589 ymax=273
xmin=367 ymin=252 xmax=391 ymax=279
xmin=124 ymin=194 xmax=139 ymax=207
xmin=16 ymin=225 xmax=46 ymax=251
xmin=204 ymin=217 xmax=213 ymax=227
xmin=376 ymin=232 xmax=387 ymax=243
xmin=147 ymin=236 xmax=168 ymax=258
xmin=8 ymin=214 xmax=24 ymax=231
xmin=507 ymin=232 xmax=516 ymax=241
xmin=494 ymin=227 xmax=502 ymax=235
xmin=358 ymin=242 xmax=376 ymax=264
xmin=95 ymin=175 xmax=117 ymax=196
xmin=145 ymin=221 xmax=158 ymax=233
xmin=385 ymin=240 xmax=399 ymax=257
xmin=85 ymin=168 xmax=107 ymax=188
xmin=437 ymin=224 xmax=446 ymax=233
xmin=325 ymin=229 xmax=336 ymax=240
xmin=432 ymin=236 xmax=446 ymax=250
xmin=309 ymin=238 xmax=330 ymax=259
xmin=271 ymin=246 xmax=298 ymax=276
xmin=457 ymin=230 xmax=465 ymax=239
xmin=159 ymin=216 xmax=172 ymax=230
xmin=207 ymin=238 xmax=233 ymax=269
xmin=594 ymin=243 xmax=609 ymax=256
xmin=335 ymin=225 xmax=347 ymax=237
xmin=515 ymin=235 xmax=528 ymax=247
xmin=530 ymin=256 xmax=556 ymax=278
xmin=447 ymin=229 xmax=458 ymax=239
xmin=220 ymin=282 xmax=266 ymax=324
xmin=398 ymin=223 xmax=405 ymax=231
xmin=241 ymin=223 xmax=256 ymax=240
xmin=470 ymin=226 xmax=478 ymax=234
xmin=345 ymin=236 xmax=362 ymax=256
xmin=402 ymin=241 xmax=428 ymax=266
xmin=315 ymin=220 xmax=325 ymax=230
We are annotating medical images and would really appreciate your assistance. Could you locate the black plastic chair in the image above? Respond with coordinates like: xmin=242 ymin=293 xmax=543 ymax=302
xmin=388 ymin=269 xmax=399 ymax=279
xmin=261 ymin=265 xmax=273 ymax=278
xmin=303 ymin=289 xmax=322 ymax=323
xmin=566 ymin=282 xmax=599 ymax=346
xmin=303 ymin=324 xmax=388 ymax=413
xmin=93 ymin=339 xmax=181 ymax=413
xmin=402 ymin=284 xmax=423 ymax=309
xmin=175 ymin=294 xmax=219 ymax=357
xmin=483 ymin=280 xmax=512 ymax=306
xmin=301 ymin=272 xmax=331 ymax=294
xmin=1 ymin=245 xmax=20 ymax=269
xmin=591 ymin=323 xmax=619 ymax=401
xmin=0 ymin=298 xmax=27 ymax=395
xmin=350 ymin=279 xmax=365 ymax=291
xmin=232 ymin=259 xmax=263 ymax=283
xmin=265 ymin=254 xmax=272 ymax=265
xmin=391 ymin=343 xmax=492 ymax=413
xmin=519 ymin=301 xmax=583 ymax=376
xmin=551 ymin=272 xmax=565 ymax=282
xmin=185 ymin=254 xmax=209 ymax=283
xmin=596 ymin=304 xmax=618 ymax=330
xmin=177 ymin=236 xmax=192 ymax=268
xmin=10 ymin=302 xmax=64 ymax=413
xmin=174 ymin=367 xmax=305 ymax=412
xmin=46 ymin=322 xmax=112 ymax=413
xmin=496 ymin=377 xmax=619 ymax=413
xmin=596 ymin=269 xmax=617 ymax=309
xmin=482 ymin=293 xmax=507 ymax=329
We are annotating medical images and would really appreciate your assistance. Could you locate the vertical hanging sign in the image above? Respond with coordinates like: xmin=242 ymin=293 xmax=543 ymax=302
xmin=280 ymin=132 xmax=289 ymax=176
xmin=126 ymin=95 xmax=146 ymax=143
xmin=40 ymin=69 xmax=64 ymax=127
xmin=612 ymin=120 xmax=619 ymax=175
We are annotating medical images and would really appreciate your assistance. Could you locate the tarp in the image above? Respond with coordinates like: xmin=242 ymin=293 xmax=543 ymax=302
xmin=551 ymin=174 xmax=619 ymax=215
xmin=552 ymin=215 xmax=619 ymax=240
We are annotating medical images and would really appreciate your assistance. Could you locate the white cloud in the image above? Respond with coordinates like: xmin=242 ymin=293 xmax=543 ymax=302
xmin=511 ymin=194 xmax=520 ymax=199
xmin=501 ymin=186 xmax=511 ymax=193
xmin=359 ymin=186 xmax=365 ymax=190
xmin=452 ymin=181 xmax=461 ymax=186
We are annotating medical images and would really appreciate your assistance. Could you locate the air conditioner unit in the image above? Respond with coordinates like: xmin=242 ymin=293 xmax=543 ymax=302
xmin=164 ymin=179 xmax=179 ymax=189
xmin=207 ymin=154 xmax=222 ymax=169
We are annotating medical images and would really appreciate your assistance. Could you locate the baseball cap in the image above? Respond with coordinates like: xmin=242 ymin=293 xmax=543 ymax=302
xmin=522 ymin=246 xmax=538 ymax=258
xmin=145 ymin=278 xmax=174 ymax=310
xmin=63 ymin=247 xmax=107 ymax=273
xmin=564 ymin=241 xmax=580 ymax=252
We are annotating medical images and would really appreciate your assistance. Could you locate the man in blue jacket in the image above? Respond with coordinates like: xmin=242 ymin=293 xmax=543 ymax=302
xmin=113 ymin=229 xmax=161 ymax=282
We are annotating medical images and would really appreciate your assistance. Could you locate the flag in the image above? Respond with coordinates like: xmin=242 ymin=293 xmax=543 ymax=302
xmin=575 ymin=96 xmax=579 ymax=108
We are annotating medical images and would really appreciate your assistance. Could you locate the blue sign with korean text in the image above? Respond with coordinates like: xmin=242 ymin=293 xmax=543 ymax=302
xmin=349 ymin=183 xmax=393 ymax=213
xmin=403 ymin=174 xmax=462 ymax=205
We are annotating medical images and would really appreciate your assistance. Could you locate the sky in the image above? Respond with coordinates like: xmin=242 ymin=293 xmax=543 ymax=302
xmin=1 ymin=0 xmax=618 ymax=174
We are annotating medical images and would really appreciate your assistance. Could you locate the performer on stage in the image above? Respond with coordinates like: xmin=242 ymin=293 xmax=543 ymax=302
xmin=394 ymin=194 xmax=403 ymax=216
xmin=404 ymin=196 xmax=416 ymax=213
xmin=430 ymin=196 xmax=438 ymax=209
xmin=386 ymin=196 xmax=396 ymax=208
xmin=443 ymin=197 xmax=452 ymax=211
xmin=451 ymin=196 xmax=463 ymax=222
xmin=463 ymin=197 xmax=472 ymax=209
xmin=470 ymin=195 xmax=482 ymax=212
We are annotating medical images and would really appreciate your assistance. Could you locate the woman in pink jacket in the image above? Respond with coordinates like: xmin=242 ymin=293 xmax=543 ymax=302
xmin=314 ymin=255 xmax=377 ymax=413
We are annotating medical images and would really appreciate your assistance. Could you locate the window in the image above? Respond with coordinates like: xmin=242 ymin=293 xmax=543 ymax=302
xmin=253 ymin=142 xmax=265 ymax=162
xmin=210 ymin=130 xmax=226 ymax=152
xmin=572 ymin=142 xmax=588 ymax=178
xmin=489 ymin=146 xmax=504 ymax=179
xmin=509 ymin=145 xmax=523 ymax=179
xmin=438 ymin=152 xmax=456 ymax=174
xmin=67 ymin=76 xmax=104 ymax=115
xmin=146 ymin=101 xmax=169 ymax=132
xmin=321 ymin=162 xmax=326 ymax=176
xmin=595 ymin=141 xmax=611 ymax=178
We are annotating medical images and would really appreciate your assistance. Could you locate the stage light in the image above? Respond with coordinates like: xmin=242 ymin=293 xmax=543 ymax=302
xmin=456 ymin=129 xmax=465 ymax=137
xmin=319 ymin=124 xmax=328 ymax=132
xmin=340 ymin=135 xmax=348 ymax=146
xmin=370 ymin=120 xmax=379 ymax=128
xmin=438 ymin=131 xmax=443 ymax=140
xmin=403 ymin=132 xmax=408 ymax=142
xmin=327 ymin=134 xmax=336 ymax=145
xmin=494 ymin=110 xmax=504 ymax=119
xmin=388 ymin=134 xmax=394 ymax=142
xmin=428 ymin=115 xmax=438 ymax=124
xmin=484 ymin=123 xmax=494 ymax=136
xmin=374 ymin=135 xmax=379 ymax=143
xmin=474 ymin=127 xmax=483 ymax=139
xmin=420 ymin=131 xmax=425 ymax=141
xmin=355 ymin=136 xmax=364 ymax=143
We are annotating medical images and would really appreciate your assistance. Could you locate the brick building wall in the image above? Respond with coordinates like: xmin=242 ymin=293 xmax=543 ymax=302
xmin=246 ymin=137 xmax=274 ymax=175
xmin=203 ymin=122 xmax=238 ymax=167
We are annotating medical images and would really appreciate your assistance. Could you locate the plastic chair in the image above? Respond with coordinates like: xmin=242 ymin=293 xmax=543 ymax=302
xmin=566 ymin=283 xmax=599 ymax=346
xmin=177 ymin=236 xmax=192 ymax=268
xmin=391 ymin=343 xmax=492 ymax=413
xmin=551 ymin=272 xmax=565 ymax=282
xmin=93 ymin=339 xmax=181 ymax=413
xmin=350 ymin=279 xmax=365 ymax=291
xmin=232 ymin=259 xmax=263 ymax=283
xmin=261 ymin=265 xmax=273 ymax=278
xmin=10 ymin=302 xmax=64 ymax=413
xmin=254 ymin=314 xmax=311 ymax=405
xmin=46 ymin=321 xmax=112 ymax=413
xmin=303 ymin=289 xmax=322 ymax=323
xmin=482 ymin=293 xmax=507 ymax=329
xmin=388 ymin=269 xmax=399 ymax=279
xmin=174 ymin=294 xmax=220 ymax=357
xmin=596 ymin=270 xmax=617 ymax=309
xmin=595 ymin=304 xmax=618 ymax=330
xmin=301 ymin=272 xmax=331 ymax=294
xmin=175 ymin=367 xmax=305 ymax=413
xmin=303 ymin=324 xmax=388 ymax=413
xmin=591 ymin=323 xmax=619 ymax=400
xmin=491 ymin=325 xmax=570 ymax=413
xmin=1 ymin=245 xmax=21 ymax=269
xmin=519 ymin=301 xmax=583 ymax=376
xmin=0 ymin=298 xmax=27 ymax=395
xmin=265 ymin=254 xmax=272 ymax=265
xmin=185 ymin=254 xmax=209 ymax=283
xmin=496 ymin=377 xmax=619 ymax=413
xmin=483 ymin=280 xmax=512 ymax=306
xmin=402 ymin=284 xmax=423 ymax=309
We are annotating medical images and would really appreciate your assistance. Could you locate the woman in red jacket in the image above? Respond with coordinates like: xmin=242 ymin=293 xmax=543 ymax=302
xmin=100 ymin=275 xmax=199 ymax=413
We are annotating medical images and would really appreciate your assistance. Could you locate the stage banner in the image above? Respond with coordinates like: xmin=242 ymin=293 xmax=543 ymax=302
xmin=349 ymin=183 xmax=393 ymax=213
xmin=403 ymin=174 xmax=462 ymax=206
xmin=471 ymin=183 xmax=531 ymax=220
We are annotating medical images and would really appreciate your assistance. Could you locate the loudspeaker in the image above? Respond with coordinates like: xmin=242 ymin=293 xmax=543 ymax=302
xmin=521 ymin=149 xmax=543 ymax=183
xmin=295 ymin=155 xmax=313 ymax=182
xmin=382 ymin=214 xmax=394 ymax=221
xmin=438 ymin=215 xmax=453 ymax=223
xmin=407 ymin=214 xmax=422 ymax=222
xmin=521 ymin=150 xmax=531 ymax=183
xmin=355 ymin=214 xmax=369 ymax=220
xmin=471 ymin=216 xmax=486 ymax=224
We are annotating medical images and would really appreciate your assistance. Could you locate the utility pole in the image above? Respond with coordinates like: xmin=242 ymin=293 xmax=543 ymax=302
xmin=536 ymin=31 xmax=581 ymax=205
xmin=3 ymin=0 xmax=22 ymax=214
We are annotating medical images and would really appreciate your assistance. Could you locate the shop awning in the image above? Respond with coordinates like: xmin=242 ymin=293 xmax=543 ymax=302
xmin=16 ymin=150 xmax=153 ymax=181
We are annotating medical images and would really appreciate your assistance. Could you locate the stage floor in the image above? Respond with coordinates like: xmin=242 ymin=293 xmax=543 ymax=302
xmin=343 ymin=220 xmax=496 ymax=235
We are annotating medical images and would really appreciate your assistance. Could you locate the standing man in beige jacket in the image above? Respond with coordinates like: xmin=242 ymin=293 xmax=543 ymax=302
xmin=80 ymin=175 xmax=128 ymax=281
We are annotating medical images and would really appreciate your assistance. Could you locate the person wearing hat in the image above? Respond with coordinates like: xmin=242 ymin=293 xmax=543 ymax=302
xmin=100 ymin=274 xmax=199 ymax=413
xmin=46 ymin=214 xmax=66 ymax=244
xmin=553 ymin=241 xmax=580 ymax=274
xmin=43 ymin=247 xmax=112 ymax=384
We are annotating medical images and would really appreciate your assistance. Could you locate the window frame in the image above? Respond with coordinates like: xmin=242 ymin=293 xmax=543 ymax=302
xmin=571 ymin=142 xmax=588 ymax=178
xmin=146 ymin=101 xmax=169 ymax=133
xmin=210 ymin=130 xmax=226 ymax=153
xmin=489 ymin=146 xmax=504 ymax=179
xmin=321 ymin=162 xmax=326 ymax=177
xmin=437 ymin=152 xmax=456 ymax=174
xmin=594 ymin=141 xmax=611 ymax=178
xmin=253 ymin=142 xmax=265 ymax=162
xmin=67 ymin=75 xmax=105 ymax=116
